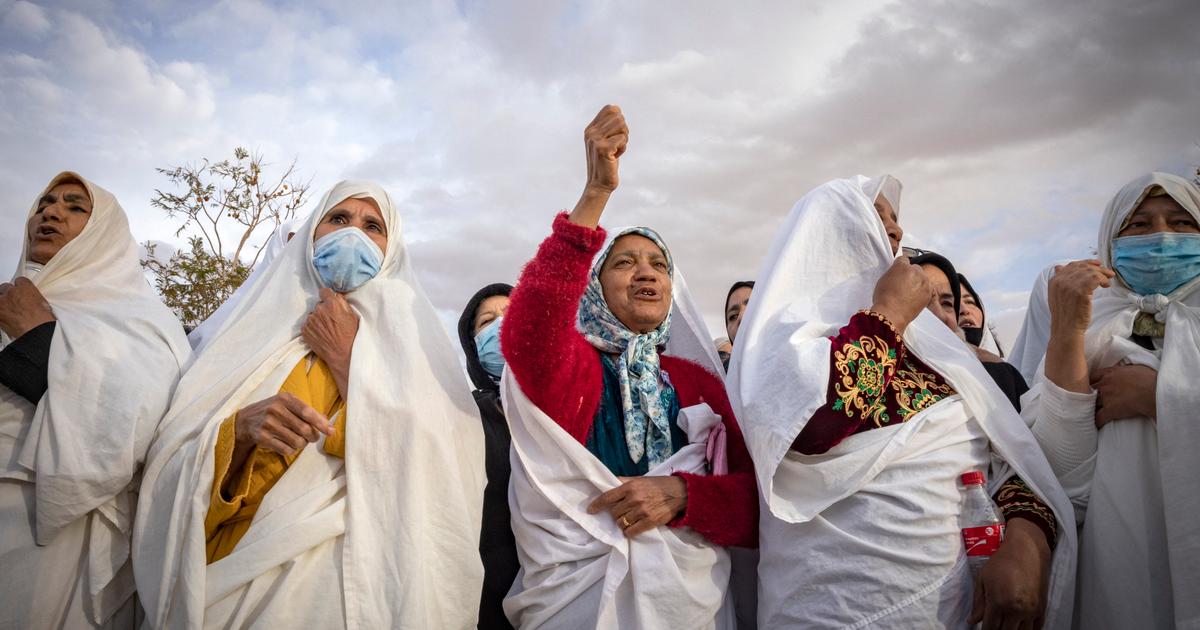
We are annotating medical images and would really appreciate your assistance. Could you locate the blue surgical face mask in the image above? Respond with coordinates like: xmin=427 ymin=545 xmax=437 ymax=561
xmin=312 ymin=227 xmax=384 ymax=292
xmin=1112 ymin=232 xmax=1200 ymax=296
xmin=473 ymin=317 xmax=505 ymax=378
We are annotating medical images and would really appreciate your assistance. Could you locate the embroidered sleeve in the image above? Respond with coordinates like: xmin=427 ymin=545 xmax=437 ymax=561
xmin=994 ymin=475 xmax=1058 ymax=550
xmin=792 ymin=310 xmax=905 ymax=455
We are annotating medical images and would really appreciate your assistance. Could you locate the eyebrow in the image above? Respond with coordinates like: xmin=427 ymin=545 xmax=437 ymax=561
xmin=62 ymin=194 xmax=89 ymax=204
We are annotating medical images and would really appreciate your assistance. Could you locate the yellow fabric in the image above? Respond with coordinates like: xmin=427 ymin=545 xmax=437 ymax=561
xmin=205 ymin=355 xmax=346 ymax=564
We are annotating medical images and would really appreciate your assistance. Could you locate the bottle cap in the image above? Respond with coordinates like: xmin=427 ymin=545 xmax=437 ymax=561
xmin=960 ymin=471 xmax=985 ymax=486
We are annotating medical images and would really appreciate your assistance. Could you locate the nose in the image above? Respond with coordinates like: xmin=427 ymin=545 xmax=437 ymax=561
xmin=885 ymin=220 xmax=903 ymax=250
xmin=41 ymin=201 xmax=65 ymax=221
xmin=633 ymin=260 xmax=658 ymax=281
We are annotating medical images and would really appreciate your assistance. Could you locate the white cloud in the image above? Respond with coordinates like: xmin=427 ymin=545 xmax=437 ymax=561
xmin=2 ymin=1 xmax=50 ymax=36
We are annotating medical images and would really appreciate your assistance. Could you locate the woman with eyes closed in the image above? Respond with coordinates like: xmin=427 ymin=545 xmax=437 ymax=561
xmin=1 ymin=173 xmax=189 ymax=629
xmin=499 ymin=106 xmax=756 ymax=629
xmin=134 ymin=180 xmax=486 ymax=629
xmin=1026 ymin=172 xmax=1200 ymax=629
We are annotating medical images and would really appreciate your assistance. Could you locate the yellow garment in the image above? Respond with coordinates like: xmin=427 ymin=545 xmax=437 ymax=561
xmin=205 ymin=355 xmax=346 ymax=564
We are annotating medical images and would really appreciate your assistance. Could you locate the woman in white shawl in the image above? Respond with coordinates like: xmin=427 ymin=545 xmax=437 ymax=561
xmin=1026 ymin=172 xmax=1200 ymax=629
xmin=133 ymin=180 xmax=486 ymax=629
xmin=0 ymin=172 xmax=190 ymax=628
xmin=728 ymin=176 xmax=1077 ymax=628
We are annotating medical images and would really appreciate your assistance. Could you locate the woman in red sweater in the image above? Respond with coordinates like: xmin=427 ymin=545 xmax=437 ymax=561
xmin=499 ymin=105 xmax=756 ymax=629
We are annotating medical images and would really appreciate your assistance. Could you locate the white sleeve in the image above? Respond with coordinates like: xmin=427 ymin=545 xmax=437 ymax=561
xmin=1025 ymin=378 xmax=1099 ymax=478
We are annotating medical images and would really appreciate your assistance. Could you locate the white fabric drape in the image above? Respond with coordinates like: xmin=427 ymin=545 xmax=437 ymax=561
xmin=133 ymin=180 xmax=486 ymax=629
xmin=1008 ymin=263 xmax=1062 ymax=383
xmin=1026 ymin=171 xmax=1200 ymax=629
xmin=502 ymin=228 xmax=733 ymax=629
xmin=187 ymin=213 xmax=308 ymax=356
xmin=1 ymin=172 xmax=190 ymax=628
xmin=727 ymin=176 xmax=1077 ymax=628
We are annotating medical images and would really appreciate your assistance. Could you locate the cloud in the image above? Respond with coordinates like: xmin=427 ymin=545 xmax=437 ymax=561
xmin=2 ymin=0 xmax=1198 ymax=360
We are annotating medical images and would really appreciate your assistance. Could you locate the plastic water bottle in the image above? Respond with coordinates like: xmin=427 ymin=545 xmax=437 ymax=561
xmin=959 ymin=470 xmax=1005 ymax=577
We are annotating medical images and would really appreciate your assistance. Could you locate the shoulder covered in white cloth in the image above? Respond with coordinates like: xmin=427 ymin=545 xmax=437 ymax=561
xmin=133 ymin=180 xmax=485 ymax=630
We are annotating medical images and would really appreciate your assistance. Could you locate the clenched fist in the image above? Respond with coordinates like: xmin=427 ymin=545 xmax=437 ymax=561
xmin=871 ymin=257 xmax=935 ymax=332
xmin=570 ymin=105 xmax=629 ymax=229
xmin=0 ymin=277 xmax=55 ymax=340
xmin=1048 ymin=260 xmax=1114 ymax=336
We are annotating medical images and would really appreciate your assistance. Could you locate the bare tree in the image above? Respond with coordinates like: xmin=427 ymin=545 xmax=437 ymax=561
xmin=142 ymin=147 xmax=310 ymax=328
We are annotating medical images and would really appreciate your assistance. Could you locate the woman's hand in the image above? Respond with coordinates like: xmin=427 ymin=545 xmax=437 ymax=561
xmin=569 ymin=105 xmax=628 ymax=229
xmin=968 ymin=518 xmax=1052 ymax=629
xmin=226 ymin=392 xmax=334 ymax=495
xmin=302 ymin=288 xmax=359 ymax=398
xmin=587 ymin=475 xmax=687 ymax=537
xmin=0 ymin=278 xmax=55 ymax=339
xmin=1092 ymin=364 xmax=1158 ymax=428
xmin=870 ymin=257 xmax=934 ymax=333
xmin=1044 ymin=260 xmax=1114 ymax=394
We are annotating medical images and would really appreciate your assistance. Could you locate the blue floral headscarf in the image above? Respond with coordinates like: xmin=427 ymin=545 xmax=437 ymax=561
xmin=578 ymin=227 xmax=675 ymax=467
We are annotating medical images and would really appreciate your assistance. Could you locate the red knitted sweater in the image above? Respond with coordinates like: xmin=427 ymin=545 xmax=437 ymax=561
xmin=501 ymin=213 xmax=758 ymax=548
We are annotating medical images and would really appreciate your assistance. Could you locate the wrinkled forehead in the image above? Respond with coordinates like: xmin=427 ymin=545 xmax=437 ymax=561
xmin=595 ymin=228 xmax=673 ymax=273
xmin=319 ymin=194 xmax=385 ymax=222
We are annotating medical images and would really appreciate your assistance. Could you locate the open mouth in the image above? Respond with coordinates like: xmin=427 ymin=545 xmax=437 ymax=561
xmin=36 ymin=224 xmax=60 ymax=237
xmin=634 ymin=286 xmax=659 ymax=299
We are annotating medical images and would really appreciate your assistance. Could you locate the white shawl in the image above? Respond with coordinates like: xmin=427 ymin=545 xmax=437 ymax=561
xmin=0 ymin=172 xmax=190 ymax=626
xmin=727 ymin=177 xmax=1076 ymax=628
xmin=1026 ymin=172 xmax=1200 ymax=629
xmin=187 ymin=214 xmax=308 ymax=356
xmin=132 ymin=181 xmax=486 ymax=629
xmin=1008 ymin=263 xmax=1062 ymax=384
xmin=502 ymin=227 xmax=734 ymax=629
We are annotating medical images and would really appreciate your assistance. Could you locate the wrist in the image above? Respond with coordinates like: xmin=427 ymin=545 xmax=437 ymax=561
xmin=569 ymin=187 xmax=611 ymax=228
xmin=1004 ymin=517 xmax=1051 ymax=563
xmin=868 ymin=303 xmax=910 ymax=333
xmin=12 ymin=314 xmax=55 ymax=339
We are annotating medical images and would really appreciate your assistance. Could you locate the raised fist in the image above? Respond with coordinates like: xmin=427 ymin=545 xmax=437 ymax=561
xmin=583 ymin=105 xmax=628 ymax=194
xmin=1048 ymin=260 xmax=1114 ymax=336
xmin=870 ymin=257 xmax=935 ymax=332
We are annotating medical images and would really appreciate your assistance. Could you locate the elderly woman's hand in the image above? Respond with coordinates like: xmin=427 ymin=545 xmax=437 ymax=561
xmin=967 ymin=518 xmax=1052 ymax=629
xmin=302 ymin=288 xmax=359 ymax=398
xmin=587 ymin=475 xmax=688 ymax=537
xmin=0 ymin=278 xmax=55 ymax=340
xmin=227 ymin=392 xmax=334 ymax=495
xmin=1092 ymin=364 xmax=1158 ymax=428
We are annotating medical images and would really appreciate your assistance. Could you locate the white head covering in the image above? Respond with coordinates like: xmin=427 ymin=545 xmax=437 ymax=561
xmin=501 ymin=224 xmax=733 ymax=628
xmin=1070 ymin=172 xmax=1200 ymax=626
xmin=133 ymin=181 xmax=485 ymax=629
xmin=0 ymin=172 xmax=190 ymax=624
xmin=727 ymin=176 xmax=1076 ymax=627
xmin=187 ymin=212 xmax=309 ymax=355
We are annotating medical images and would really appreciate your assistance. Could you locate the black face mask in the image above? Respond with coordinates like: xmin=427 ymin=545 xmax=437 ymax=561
xmin=962 ymin=326 xmax=984 ymax=347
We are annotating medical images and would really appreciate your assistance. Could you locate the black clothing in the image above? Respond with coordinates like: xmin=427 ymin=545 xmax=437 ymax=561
xmin=457 ymin=283 xmax=518 ymax=630
xmin=0 ymin=320 xmax=56 ymax=404
xmin=909 ymin=252 xmax=961 ymax=314
xmin=982 ymin=360 xmax=1030 ymax=412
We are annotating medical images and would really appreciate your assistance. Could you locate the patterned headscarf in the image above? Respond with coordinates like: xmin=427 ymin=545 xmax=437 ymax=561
xmin=578 ymin=227 xmax=675 ymax=467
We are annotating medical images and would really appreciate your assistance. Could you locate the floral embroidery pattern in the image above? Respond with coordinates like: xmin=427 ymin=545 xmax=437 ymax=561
xmin=832 ymin=334 xmax=897 ymax=426
xmin=995 ymin=477 xmax=1058 ymax=542
xmin=892 ymin=367 xmax=955 ymax=424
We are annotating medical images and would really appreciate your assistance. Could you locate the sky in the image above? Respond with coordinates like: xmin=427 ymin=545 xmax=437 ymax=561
xmin=3 ymin=0 xmax=1199 ymax=352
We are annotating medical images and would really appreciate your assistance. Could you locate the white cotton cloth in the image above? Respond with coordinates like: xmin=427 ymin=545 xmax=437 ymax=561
xmin=502 ymin=228 xmax=733 ymax=629
xmin=1009 ymin=263 xmax=1064 ymax=383
xmin=727 ymin=176 xmax=1077 ymax=628
xmin=1025 ymin=171 xmax=1200 ymax=629
xmin=0 ymin=172 xmax=190 ymax=628
xmin=132 ymin=180 xmax=486 ymax=630
xmin=187 ymin=213 xmax=308 ymax=355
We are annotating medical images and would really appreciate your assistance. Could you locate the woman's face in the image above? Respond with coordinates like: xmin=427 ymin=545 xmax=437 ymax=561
xmin=314 ymin=197 xmax=388 ymax=252
xmin=599 ymin=234 xmax=672 ymax=334
xmin=1118 ymin=195 xmax=1199 ymax=237
xmin=725 ymin=286 xmax=753 ymax=343
xmin=473 ymin=295 xmax=510 ymax=335
xmin=959 ymin=293 xmax=984 ymax=329
xmin=874 ymin=196 xmax=903 ymax=254
xmin=26 ymin=180 xmax=93 ymax=265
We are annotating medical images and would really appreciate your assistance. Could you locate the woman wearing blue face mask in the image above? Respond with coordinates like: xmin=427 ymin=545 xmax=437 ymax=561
xmin=135 ymin=181 xmax=486 ymax=629
xmin=456 ymin=282 xmax=519 ymax=630
xmin=1026 ymin=172 xmax=1200 ymax=629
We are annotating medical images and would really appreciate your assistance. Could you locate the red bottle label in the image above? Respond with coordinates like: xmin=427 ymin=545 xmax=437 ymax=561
xmin=961 ymin=524 xmax=1005 ymax=556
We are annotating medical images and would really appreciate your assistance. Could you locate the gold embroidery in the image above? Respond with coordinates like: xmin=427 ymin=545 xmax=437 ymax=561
xmin=832 ymin=334 xmax=897 ymax=426
xmin=891 ymin=367 xmax=954 ymax=423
